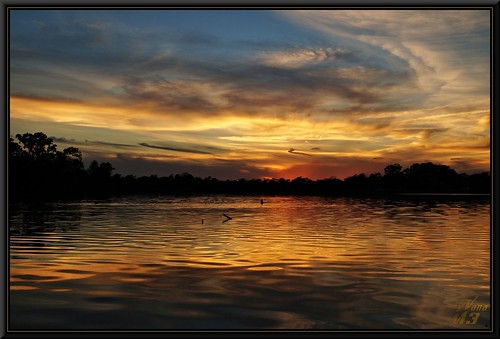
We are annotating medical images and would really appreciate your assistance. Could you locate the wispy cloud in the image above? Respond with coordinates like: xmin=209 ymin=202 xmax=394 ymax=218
xmin=258 ymin=47 xmax=352 ymax=68
xmin=288 ymin=148 xmax=312 ymax=156
xmin=280 ymin=9 xmax=489 ymax=107
xmin=52 ymin=137 xmax=137 ymax=148
xmin=139 ymin=143 xmax=214 ymax=155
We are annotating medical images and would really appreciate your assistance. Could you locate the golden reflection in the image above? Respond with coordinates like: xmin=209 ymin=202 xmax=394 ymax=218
xmin=10 ymin=198 xmax=490 ymax=282
xmin=9 ymin=197 xmax=490 ymax=330
xmin=10 ymin=285 xmax=39 ymax=291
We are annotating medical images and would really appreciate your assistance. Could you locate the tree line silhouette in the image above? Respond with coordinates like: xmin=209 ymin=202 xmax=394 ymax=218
xmin=9 ymin=132 xmax=490 ymax=201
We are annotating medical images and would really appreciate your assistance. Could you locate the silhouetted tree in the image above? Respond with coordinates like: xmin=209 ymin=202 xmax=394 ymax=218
xmin=84 ymin=160 xmax=115 ymax=196
xmin=465 ymin=172 xmax=490 ymax=194
xmin=9 ymin=132 xmax=86 ymax=199
xmin=384 ymin=163 xmax=403 ymax=176
xmin=88 ymin=160 xmax=114 ymax=178
xmin=9 ymin=137 xmax=23 ymax=158
xmin=403 ymin=162 xmax=459 ymax=192
xmin=383 ymin=163 xmax=405 ymax=192
xmin=15 ymin=132 xmax=58 ymax=160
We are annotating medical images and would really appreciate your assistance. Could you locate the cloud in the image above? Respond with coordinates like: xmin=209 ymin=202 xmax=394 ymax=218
xmin=288 ymin=148 xmax=312 ymax=156
xmin=87 ymin=140 xmax=137 ymax=148
xmin=52 ymin=137 xmax=137 ymax=148
xmin=389 ymin=127 xmax=450 ymax=141
xmin=119 ymin=76 xmax=220 ymax=114
xmin=139 ymin=142 xmax=214 ymax=155
xmin=258 ymin=47 xmax=352 ymax=68
xmin=10 ymin=11 xmax=420 ymax=121
xmin=280 ymin=9 xmax=490 ymax=109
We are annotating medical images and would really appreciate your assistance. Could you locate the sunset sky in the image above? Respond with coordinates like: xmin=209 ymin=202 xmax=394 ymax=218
xmin=9 ymin=9 xmax=491 ymax=180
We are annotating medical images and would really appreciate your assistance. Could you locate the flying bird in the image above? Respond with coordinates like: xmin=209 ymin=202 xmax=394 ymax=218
xmin=222 ymin=213 xmax=232 ymax=223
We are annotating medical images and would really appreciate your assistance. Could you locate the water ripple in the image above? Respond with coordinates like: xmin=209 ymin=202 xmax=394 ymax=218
xmin=9 ymin=195 xmax=490 ymax=330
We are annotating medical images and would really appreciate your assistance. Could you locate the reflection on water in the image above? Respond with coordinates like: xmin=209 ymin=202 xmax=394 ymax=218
xmin=9 ymin=195 xmax=490 ymax=330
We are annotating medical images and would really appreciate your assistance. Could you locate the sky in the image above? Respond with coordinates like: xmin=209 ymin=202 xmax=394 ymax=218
xmin=9 ymin=9 xmax=491 ymax=180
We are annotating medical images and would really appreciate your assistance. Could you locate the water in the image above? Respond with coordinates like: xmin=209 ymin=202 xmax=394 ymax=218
xmin=9 ymin=195 xmax=491 ymax=330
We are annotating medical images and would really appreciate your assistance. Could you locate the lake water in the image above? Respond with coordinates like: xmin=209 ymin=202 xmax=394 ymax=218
xmin=9 ymin=195 xmax=491 ymax=330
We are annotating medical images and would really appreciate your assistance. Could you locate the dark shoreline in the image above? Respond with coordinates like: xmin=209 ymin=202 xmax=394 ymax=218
xmin=10 ymin=132 xmax=491 ymax=203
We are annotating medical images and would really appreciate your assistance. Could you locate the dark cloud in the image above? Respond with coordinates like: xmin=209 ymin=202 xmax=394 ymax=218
xmin=114 ymin=152 xmax=176 ymax=160
xmin=109 ymin=57 xmax=416 ymax=119
xmin=139 ymin=142 xmax=214 ymax=155
xmin=51 ymin=136 xmax=76 ymax=143
xmin=288 ymin=148 xmax=312 ymax=156
xmin=87 ymin=140 xmax=137 ymax=148
xmin=120 ymin=76 xmax=219 ymax=113
xmin=214 ymin=63 xmax=392 ymax=108
xmin=51 ymin=137 xmax=137 ymax=149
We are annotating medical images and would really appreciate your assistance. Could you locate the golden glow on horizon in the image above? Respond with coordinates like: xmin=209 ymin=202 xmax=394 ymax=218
xmin=10 ymin=92 xmax=490 ymax=180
